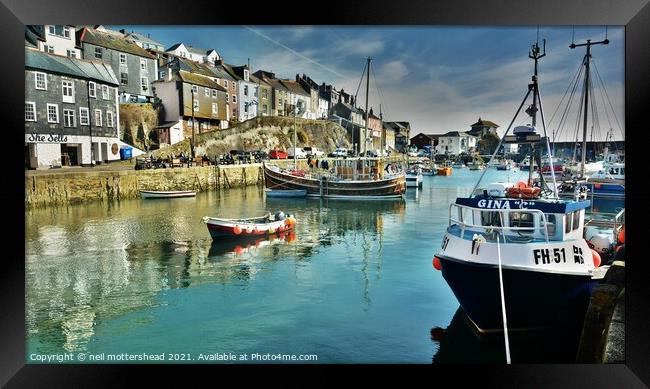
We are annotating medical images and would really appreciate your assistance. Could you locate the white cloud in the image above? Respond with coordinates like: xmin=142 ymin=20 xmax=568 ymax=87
xmin=379 ymin=61 xmax=409 ymax=83
xmin=332 ymin=38 xmax=385 ymax=57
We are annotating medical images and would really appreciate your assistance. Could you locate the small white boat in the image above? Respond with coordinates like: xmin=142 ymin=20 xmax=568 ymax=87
xmin=406 ymin=168 xmax=423 ymax=188
xmin=140 ymin=190 xmax=197 ymax=199
xmin=265 ymin=189 xmax=307 ymax=198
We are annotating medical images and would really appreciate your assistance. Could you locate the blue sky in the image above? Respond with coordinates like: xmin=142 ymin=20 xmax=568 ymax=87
xmin=111 ymin=25 xmax=624 ymax=141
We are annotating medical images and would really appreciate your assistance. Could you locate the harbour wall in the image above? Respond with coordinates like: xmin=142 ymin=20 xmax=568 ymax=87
xmin=25 ymin=160 xmax=308 ymax=209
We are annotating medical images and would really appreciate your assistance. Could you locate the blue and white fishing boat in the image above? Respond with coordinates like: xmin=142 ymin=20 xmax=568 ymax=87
xmin=432 ymin=40 xmax=611 ymax=333
xmin=585 ymin=162 xmax=625 ymax=199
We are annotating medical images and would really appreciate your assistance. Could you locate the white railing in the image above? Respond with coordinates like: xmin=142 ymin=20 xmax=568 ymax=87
xmin=448 ymin=203 xmax=551 ymax=243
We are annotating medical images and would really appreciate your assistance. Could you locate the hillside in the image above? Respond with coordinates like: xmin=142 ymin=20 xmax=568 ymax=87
xmin=150 ymin=116 xmax=351 ymax=159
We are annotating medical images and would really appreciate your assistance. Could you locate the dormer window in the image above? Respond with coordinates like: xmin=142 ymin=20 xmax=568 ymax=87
xmin=244 ymin=69 xmax=249 ymax=82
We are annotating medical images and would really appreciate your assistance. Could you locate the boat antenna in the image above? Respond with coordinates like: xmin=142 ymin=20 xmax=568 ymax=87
xmin=570 ymin=36 xmax=609 ymax=178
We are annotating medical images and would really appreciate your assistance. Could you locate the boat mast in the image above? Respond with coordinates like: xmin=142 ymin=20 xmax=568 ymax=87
xmin=570 ymin=37 xmax=608 ymax=178
xmin=527 ymin=38 xmax=545 ymax=186
xmin=364 ymin=57 xmax=371 ymax=157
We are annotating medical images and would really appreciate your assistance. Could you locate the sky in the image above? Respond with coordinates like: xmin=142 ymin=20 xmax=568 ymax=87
xmin=111 ymin=25 xmax=624 ymax=141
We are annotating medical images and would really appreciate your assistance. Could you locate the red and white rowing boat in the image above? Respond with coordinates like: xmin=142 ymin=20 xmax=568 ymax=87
xmin=202 ymin=211 xmax=296 ymax=239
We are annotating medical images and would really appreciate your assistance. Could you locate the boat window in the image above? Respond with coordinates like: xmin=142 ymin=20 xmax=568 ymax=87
xmin=509 ymin=212 xmax=534 ymax=233
xmin=542 ymin=214 xmax=556 ymax=237
xmin=572 ymin=211 xmax=581 ymax=231
xmin=565 ymin=214 xmax=572 ymax=233
xmin=481 ymin=211 xmax=502 ymax=227
xmin=621 ymin=168 xmax=625 ymax=175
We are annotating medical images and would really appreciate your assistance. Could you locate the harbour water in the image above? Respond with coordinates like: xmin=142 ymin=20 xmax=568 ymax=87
xmin=25 ymin=168 xmax=623 ymax=363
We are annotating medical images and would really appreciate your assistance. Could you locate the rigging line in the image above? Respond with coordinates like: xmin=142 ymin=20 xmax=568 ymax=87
xmin=370 ymin=64 xmax=388 ymax=119
xmin=592 ymin=61 xmax=623 ymax=140
xmin=592 ymin=62 xmax=615 ymax=134
xmin=536 ymin=85 xmax=559 ymax=197
xmin=548 ymin=60 xmax=585 ymax=142
xmin=571 ymin=25 xmax=575 ymax=45
xmin=589 ymin=75 xmax=601 ymax=144
xmin=571 ymin=82 xmax=586 ymax=163
xmin=556 ymin=62 xmax=585 ymax=143
xmin=354 ymin=61 xmax=367 ymax=108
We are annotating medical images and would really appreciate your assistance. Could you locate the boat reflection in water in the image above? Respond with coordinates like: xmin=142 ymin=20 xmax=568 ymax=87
xmin=208 ymin=231 xmax=297 ymax=258
xmin=431 ymin=308 xmax=583 ymax=363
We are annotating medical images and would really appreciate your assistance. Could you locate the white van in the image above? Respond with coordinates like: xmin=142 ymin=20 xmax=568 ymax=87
xmin=287 ymin=148 xmax=307 ymax=159
xmin=303 ymin=147 xmax=324 ymax=157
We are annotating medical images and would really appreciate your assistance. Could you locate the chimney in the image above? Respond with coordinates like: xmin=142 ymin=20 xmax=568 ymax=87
xmin=296 ymin=73 xmax=299 ymax=81
xmin=119 ymin=29 xmax=126 ymax=34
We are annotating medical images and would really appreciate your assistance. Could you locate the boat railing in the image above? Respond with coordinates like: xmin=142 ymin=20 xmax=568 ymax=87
xmin=448 ymin=203 xmax=551 ymax=243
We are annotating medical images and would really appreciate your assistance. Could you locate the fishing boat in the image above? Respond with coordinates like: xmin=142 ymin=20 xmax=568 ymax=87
xmin=265 ymin=189 xmax=308 ymax=198
xmin=451 ymin=161 xmax=467 ymax=169
xmin=432 ymin=39 xmax=612 ymax=333
xmin=467 ymin=161 xmax=485 ymax=170
xmin=585 ymin=162 xmax=625 ymax=199
xmin=496 ymin=159 xmax=513 ymax=170
xmin=140 ymin=190 xmax=196 ymax=199
xmin=406 ymin=167 xmax=423 ymax=188
xmin=202 ymin=211 xmax=297 ymax=239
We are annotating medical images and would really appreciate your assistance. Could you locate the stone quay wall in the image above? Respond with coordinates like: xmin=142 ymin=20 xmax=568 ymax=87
xmin=26 ymin=160 xmax=308 ymax=209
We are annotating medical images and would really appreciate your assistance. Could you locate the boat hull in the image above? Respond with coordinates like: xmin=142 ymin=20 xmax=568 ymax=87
xmin=589 ymin=182 xmax=625 ymax=199
xmin=265 ymin=189 xmax=307 ymax=198
xmin=140 ymin=190 xmax=196 ymax=199
xmin=203 ymin=216 xmax=294 ymax=239
xmin=438 ymin=255 xmax=599 ymax=332
xmin=263 ymin=163 xmax=406 ymax=199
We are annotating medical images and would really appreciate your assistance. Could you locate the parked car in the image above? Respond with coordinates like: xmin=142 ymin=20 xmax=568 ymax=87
xmin=332 ymin=148 xmax=348 ymax=157
xmin=303 ymin=146 xmax=324 ymax=157
xmin=269 ymin=149 xmax=288 ymax=159
xmin=229 ymin=149 xmax=252 ymax=164
xmin=287 ymin=147 xmax=308 ymax=159
xmin=251 ymin=150 xmax=268 ymax=162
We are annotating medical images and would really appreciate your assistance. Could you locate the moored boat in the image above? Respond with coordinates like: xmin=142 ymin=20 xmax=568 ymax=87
xmin=140 ymin=190 xmax=196 ymax=199
xmin=202 ymin=211 xmax=297 ymax=239
xmin=406 ymin=167 xmax=423 ymax=188
xmin=263 ymin=161 xmax=406 ymax=199
xmin=433 ymin=39 xmax=612 ymax=333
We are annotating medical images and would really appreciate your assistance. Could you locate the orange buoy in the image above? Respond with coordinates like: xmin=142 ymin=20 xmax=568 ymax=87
xmin=617 ymin=226 xmax=625 ymax=244
xmin=233 ymin=225 xmax=242 ymax=235
xmin=433 ymin=256 xmax=442 ymax=271
xmin=245 ymin=226 xmax=254 ymax=234
xmin=591 ymin=248 xmax=601 ymax=268
xmin=515 ymin=180 xmax=528 ymax=189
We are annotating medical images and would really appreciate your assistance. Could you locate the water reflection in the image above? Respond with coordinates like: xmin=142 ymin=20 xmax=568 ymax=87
xmin=431 ymin=308 xmax=582 ymax=363
xmin=26 ymin=188 xmax=407 ymax=355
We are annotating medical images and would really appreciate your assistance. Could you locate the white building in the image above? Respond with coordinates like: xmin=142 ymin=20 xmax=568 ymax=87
xmin=223 ymin=64 xmax=259 ymax=122
xmin=165 ymin=43 xmax=220 ymax=64
xmin=25 ymin=25 xmax=81 ymax=59
xmin=435 ymin=131 xmax=478 ymax=155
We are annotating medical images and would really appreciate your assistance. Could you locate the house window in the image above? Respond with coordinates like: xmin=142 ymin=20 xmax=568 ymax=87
xmin=232 ymin=95 xmax=236 ymax=103
xmin=94 ymin=109 xmax=102 ymax=126
xmin=160 ymin=70 xmax=166 ymax=79
xmin=244 ymin=85 xmax=248 ymax=96
xmin=63 ymin=26 xmax=71 ymax=38
xmin=79 ymin=107 xmax=89 ymax=125
xmin=25 ymin=102 xmax=36 ymax=122
xmin=44 ymin=45 xmax=54 ymax=54
xmin=141 ymin=77 xmax=148 ymax=91
xmin=244 ymin=69 xmax=249 ymax=81
xmin=63 ymin=109 xmax=76 ymax=127
xmin=106 ymin=111 xmax=114 ymax=127
xmin=62 ymin=80 xmax=75 ymax=103
xmin=212 ymin=90 xmax=217 ymax=98
xmin=191 ymin=85 xmax=198 ymax=94
xmin=66 ymin=49 xmax=76 ymax=58
xmin=224 ymin=80 xmax=228 ymax=88
xmin=244 ymin=104 xmax=248 ymax=113
xmin=88 ymin=82 xmax=96 ymax=98
xmin=94 ymin=47 xmax=102 ymax=59
xmin=254 ymin=87 xmax=258 ymax=98
xmin=205 ymin=88 xmax=210 ymax=97
xmin=121 ymin=72 xmax=128 ymax=85
xmin=35 ymin=72 xmax=47 ymax=90
xmin=102 ymin=85 xmax=109 ymax=100
xmin=47 ymin=104 xmax=59 ymax=123
xmin=48 ymin=26 xmax=55 ymax=34
xmin=140 ymin=59 xmax=147 ymax=70
xmin=193 ymin=99 xmax=199 ymax=111
xmin=119 ymin=53 xmax=127 ymax=65
xmin=212 ymin=102 xmax=218 ymax=114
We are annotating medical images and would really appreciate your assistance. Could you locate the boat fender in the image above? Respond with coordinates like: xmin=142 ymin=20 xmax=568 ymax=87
xmin=233 ymin=225 xmax=242 ymax=235
xmin=591 ymin=248 xmax=601 ymax=268
xmin=245 ymin=226 xmax=254 ymax=234
xmin=432 ymin=256 xmax=442 ymax=271
xmin=234 ymin=245 xmax=244 ymax=255
xmin=617 ymin=225 xmax=625 ymax=244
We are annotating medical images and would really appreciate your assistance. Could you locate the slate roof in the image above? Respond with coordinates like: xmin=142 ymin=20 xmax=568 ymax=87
xmin=176 ymin=70 xmax=226 ymax=91
xmin=124 ymin=31 xmax=165 ymax=48
xmin=440 ymin=131 xmax=476 ymax=137
xmin=209 ymin=64 xmax=236 ymax=81
xmin=280 ymin=80 xmax=310 ymax=96
xmin=25 ymin=48 xmax=119 ymax=85
xmin=176 ymin=57 xmax=216 ymax=78
xmin=78 ymin=27 xmax=156 ymax=59
xmin=471 ymin=118 xmax=499 ymax=128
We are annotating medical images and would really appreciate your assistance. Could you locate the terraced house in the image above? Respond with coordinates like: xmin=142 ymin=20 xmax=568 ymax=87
xmin=25 ymin=48 xmax=121 ymax=168
xmin=153 ymin=67 xmax=228 ymax=139
xmin=253 ymin=70 xmax=289 ymax=117
xmin=25 ymin=25 xmax=81 ymax=59
xmin=222 ymin=64 xmax=258 ymax=122
xmin=78 ymin=26 xmax=157 ymax=103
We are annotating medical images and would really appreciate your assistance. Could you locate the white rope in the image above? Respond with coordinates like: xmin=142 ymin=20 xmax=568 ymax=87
xmin=496 ymin=235 xmax=511 ymax=364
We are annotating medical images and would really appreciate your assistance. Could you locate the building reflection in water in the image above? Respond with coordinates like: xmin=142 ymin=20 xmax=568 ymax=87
xmin=26 ymin=188 xmax=406 ymax=355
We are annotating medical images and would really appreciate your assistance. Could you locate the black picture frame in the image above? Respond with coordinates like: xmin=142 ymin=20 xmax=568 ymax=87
xmin=3 ymin=0 xmax=648 ymax=386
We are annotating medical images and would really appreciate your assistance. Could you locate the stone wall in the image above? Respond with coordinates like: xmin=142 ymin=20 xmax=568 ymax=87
xmin=25 ymin=160 xmax=307 ymax=209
